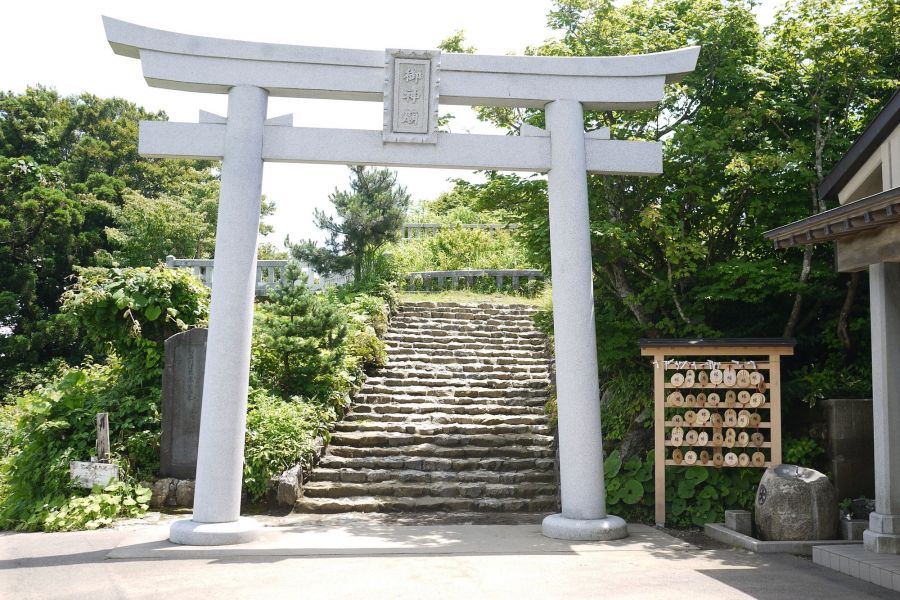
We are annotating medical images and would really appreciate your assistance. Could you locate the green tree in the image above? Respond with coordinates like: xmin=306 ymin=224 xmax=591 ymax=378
xmin=0 ymin=87 xmax=218 ymax=386
xmin=291 ymin=166 xmax=410 ymax=284
xmin=251 ymin=262 xmax=349 ymax=401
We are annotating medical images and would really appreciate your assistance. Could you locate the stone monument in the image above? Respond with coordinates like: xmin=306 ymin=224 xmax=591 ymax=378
xmin=160 ymin=328 xmax=207 ymax=480
xmin=104 ymin=16 xmax=698 ymax=545
xmin=755 ymin=464 xmax=838 ymax=541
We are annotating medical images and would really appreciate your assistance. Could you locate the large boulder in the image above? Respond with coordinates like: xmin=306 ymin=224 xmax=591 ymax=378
xmin=755 ymin=464 xmax=838 ymax=541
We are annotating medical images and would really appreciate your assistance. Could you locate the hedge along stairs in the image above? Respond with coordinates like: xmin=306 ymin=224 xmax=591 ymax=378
xmin=294 ymin=301 xmax=559 ymax=513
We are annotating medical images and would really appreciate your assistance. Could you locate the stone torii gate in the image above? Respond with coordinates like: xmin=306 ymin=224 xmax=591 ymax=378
xmin=104 ymin=17 xmax=698 ymax=545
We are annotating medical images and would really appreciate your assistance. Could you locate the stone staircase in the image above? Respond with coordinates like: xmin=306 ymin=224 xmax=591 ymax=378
xmin=294 ymin=301 xmax=558 ymax=513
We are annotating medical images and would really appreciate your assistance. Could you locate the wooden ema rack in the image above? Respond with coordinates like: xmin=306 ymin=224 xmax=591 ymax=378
xmin=639 ymin=338 xmax=795 ymax=527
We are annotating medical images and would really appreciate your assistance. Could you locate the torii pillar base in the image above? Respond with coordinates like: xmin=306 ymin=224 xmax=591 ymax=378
xmin=169 ymin=517 xmax=263 ymax=546
xmin=542 ymin=514 xmax=628 ymax=541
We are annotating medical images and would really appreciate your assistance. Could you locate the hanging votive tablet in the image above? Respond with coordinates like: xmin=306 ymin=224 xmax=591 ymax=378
xmin=709 ymin=369 xmax=723 ymax=385
xmin=736 ymin=369 xmax=751 ymax=387
xmin=738 ymin=453 xmax=751 ymax=467
xmin=670 ymin=372 xmax=685 ymax=387
xmin=749 ymin=392 xmax=765 ymax=408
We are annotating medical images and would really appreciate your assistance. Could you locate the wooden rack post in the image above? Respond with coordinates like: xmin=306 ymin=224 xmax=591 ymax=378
xmin=639 ymin=338 xmax=795 ymax=527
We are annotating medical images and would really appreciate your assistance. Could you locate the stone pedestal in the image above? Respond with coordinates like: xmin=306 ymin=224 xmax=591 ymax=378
xmin=864 ymin=262 xmax=900 ymax=553
xmin=541 ymin=98 xmax=627 ymax=542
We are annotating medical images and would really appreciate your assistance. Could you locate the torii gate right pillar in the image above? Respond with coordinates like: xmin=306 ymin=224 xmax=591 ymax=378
xmin=541 ymin=99 xmax=627 ymax=540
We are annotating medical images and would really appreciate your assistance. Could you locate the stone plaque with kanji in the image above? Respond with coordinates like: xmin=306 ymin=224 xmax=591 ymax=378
xmin=384 ymin=49 xmax=440 ymax=143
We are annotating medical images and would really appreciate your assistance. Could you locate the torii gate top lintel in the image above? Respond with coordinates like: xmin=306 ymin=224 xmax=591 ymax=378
xmin=103 ymin=16 xmax=699 ymax=110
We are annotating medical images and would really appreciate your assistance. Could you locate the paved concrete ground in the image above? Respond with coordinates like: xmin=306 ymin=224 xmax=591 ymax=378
xmin=1 ymin=515 xmax=896 ymax=600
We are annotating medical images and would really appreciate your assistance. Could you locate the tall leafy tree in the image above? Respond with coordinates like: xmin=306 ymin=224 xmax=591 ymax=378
xmin=0 ymin=86 xmax=218 ymax=387
xmin=291 ymin=165 xmax=410 ymax=284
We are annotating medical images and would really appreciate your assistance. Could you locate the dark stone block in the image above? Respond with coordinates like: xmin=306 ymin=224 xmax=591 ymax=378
xmin=824 ymin=398 xmax=874 ymax=501
xmin=160 ymin=328 xmax=207 ymax=479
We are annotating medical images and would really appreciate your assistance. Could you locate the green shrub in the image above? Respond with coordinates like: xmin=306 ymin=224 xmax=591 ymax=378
xmin=43 ymin=480 xmax=151 ymax=532
xmin=251 ymin=262 xmax=349 ymax=402
xmin=0 ymin=359 xmax=159 ymax=530
xmin=783 ymin=435 xmax=825 ymax=467
xmin=61 ymin=265 xmax=209 ymax=370
xmin=392 ymin=226 xmax=530 ymax=273
xmin=243 ymin=393 xmax=336 ymax=502
xmin=603 ymin=450 xmax=760 ymax=527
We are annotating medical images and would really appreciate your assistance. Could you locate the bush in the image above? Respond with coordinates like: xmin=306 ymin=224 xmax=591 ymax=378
xmin=0 ymin=359 xmax=159 ymax=530
xmin=603 ymin=450 xmax=760 ymax=527
xmin=392 ymin=226 xmax=530 ymax=273
xmin=243 ymin=393 xmax=336 ymax=502
xmin=251 ymin=262 xmax=349 ymax=402
xmin=43 ymin=480 xmax=151 ymax=532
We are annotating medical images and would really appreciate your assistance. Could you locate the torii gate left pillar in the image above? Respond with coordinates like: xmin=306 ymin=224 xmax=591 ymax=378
xmin=104 ymin=16 xmax=698 ymax=545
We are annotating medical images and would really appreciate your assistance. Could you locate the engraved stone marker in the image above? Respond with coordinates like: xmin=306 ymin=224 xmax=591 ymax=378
xmin=383 ymin=49 xmax=439 ymax=143
xmin=160 ymin=328 xmax=208 ymax=479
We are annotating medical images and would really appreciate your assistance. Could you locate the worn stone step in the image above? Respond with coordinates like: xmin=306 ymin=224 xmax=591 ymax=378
xmin=385 ymin=340 xmax=546 ymax=352
xmin=386 ymin=346 xmax=544 ymax=358
xmin=385 ymin=327 xmax=544 ymax=339
xmin=372 ymin=369 xmax=551 ymax=383
xmin=318 ymin=455 xmax=555 ymax=473
xmin=386 ymin=353 xmax=549 ymax=365
xmin=396 ymin=311 xmax=537 ymax=323
xmin=359 ymin=384 xmax=547 ymax=397
xmin=344 ymin=412 xmax=549 ymax=426
xmin=293 ymin=494 xmax=558 ymax=513
xmin=352 ymin=395 xmax=547 ymax=408
xmin=326 ymin=443 xmax=554 ymax=460
xmin=334 ymin=421 xmax=551 ymax=435
xmin=351 ymin=402 xmax=545 ymax=416
xmin=379 ymin=361 xmax=551 ymax=374
xmin=312 ymin=467 xmax=555 ymax=485
xmin=361 ymin=377 xmax=549 ymax=390
xmin=330 ymin=431 xmax=554 ymax=449
xmin=302 ymin=480 xmax=558 ymax=499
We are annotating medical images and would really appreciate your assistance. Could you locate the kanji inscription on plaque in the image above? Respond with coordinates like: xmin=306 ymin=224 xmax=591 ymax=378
xmin=384 ymin=49 xmax=440 ymax=143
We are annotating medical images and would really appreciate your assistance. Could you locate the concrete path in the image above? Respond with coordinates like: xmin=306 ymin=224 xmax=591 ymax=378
xmin=1 ymin=518 xmax=895 ymax=599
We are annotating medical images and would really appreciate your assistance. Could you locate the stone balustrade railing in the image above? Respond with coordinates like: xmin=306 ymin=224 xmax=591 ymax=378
xmin=402 ymin=223 xmax=518 ymax=241
xmin=405 ymin=269 xmax=544 ymax=292
xmin=164 ymin=256 xmax=350 ymax=295
xmin=166 ymin=257 xmax=544 ymax=295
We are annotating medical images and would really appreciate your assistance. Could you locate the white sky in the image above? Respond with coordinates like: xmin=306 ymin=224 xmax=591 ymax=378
xmin=3 ymin=0 xmax=782 ymax=250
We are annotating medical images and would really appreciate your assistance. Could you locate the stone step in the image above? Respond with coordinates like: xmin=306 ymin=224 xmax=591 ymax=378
xmin=359 ymin=384 xmax=547 ymax=398
xmin=312 ymin=467 xmax=555 ymax=485
xmin=372 ymin=369 xmax=551 ymax=382
xmin=396 ymin=310 xmax=536 ymax=322
xmin=352 ymin=394 xmax=547 ymax=407
xmin=386 ymin=326 xmax=544 ymax=339
xmin=302 ymin=480 xmax=558 ymax=500
xmin=385 ymin=356 xmax=550 ymax=368
xmin=344 ymin=412 xmax=549 ymax=426
xmin=329 ymin=431 xmax=554 ymax=449
xmin=401 ymin=301 xmax=538 ymax=310
xmin=379 ymin=361 xmax=551 ymax=374
xmin=334 ymin=421 xmax=551 ymax=435
xmin=293 ymin=495 xmax=558 ymax=513
xmin=386 ymin=349 xmax=546 ymax=362
xmin=326 ymin=443 xmax=554 ymax=460
xmin=362 ymin=377 xmax=549 ymax=389
xmin=400 ymin=304 xmax=537 ymax=314
xmin=392 ymin=317 xmax=538 ymax=330
xmin=351 ymin=402 xmax=545 ymax=416
xmin=385 ymin=343 xmax=546 ymax=355
xmin=385 ymin=335 xmax=545 ymax=347
xmin=318 ymin=455 xmax=555 ymax=473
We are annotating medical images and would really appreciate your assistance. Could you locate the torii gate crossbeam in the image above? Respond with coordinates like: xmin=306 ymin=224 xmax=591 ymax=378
xmin=104 ymin=16 xmax=698 ymax=545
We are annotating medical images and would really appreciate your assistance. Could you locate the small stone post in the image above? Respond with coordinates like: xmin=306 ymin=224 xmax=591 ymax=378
xmin=169 ymin=85 xmax=268 ymax=545
xmin=541 ymin=99 xmax=627 ymax=541
xmin=864 ymin=261 xmax=900 ymax=553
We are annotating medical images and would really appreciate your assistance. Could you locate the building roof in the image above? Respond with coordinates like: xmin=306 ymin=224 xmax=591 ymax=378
xmin=763 ymin=186 xmax=900 ymax=249
xmin=818 ymin=89 xmax=900 ymax=202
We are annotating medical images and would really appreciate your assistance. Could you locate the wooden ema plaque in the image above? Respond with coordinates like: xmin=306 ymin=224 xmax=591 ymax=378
xmin=639 ymin=338 xmax=795 ymax=526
